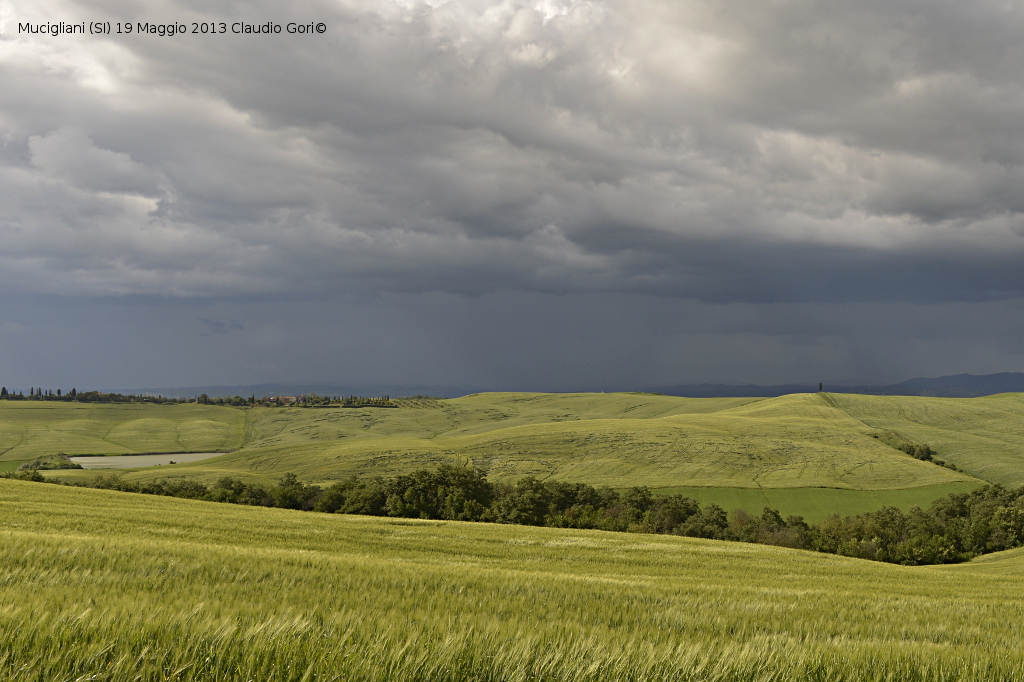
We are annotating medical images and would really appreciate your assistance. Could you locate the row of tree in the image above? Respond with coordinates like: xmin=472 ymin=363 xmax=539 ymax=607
xmin=0 ymin=387 xmax=186 ymax=404
xmin=196 ymin=394 xmax=254 ymax=406
xmin=0 ymin=388 xmax=397 ymax=408
xmin=7 ymin=465 xmax=1023 ymax=566
xmin=194 ymin=394 xmax=396 ymax=407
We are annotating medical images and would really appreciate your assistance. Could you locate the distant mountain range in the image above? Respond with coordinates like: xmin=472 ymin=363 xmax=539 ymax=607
xmin=117 ymin=372 xmax=1024 ymax=400
xmin=652 ymin=372 xmax=1024 ymax=398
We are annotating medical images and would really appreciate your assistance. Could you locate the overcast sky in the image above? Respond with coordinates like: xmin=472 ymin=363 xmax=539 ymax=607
xmin=3 ymin=0 xmax=1024 ymax=391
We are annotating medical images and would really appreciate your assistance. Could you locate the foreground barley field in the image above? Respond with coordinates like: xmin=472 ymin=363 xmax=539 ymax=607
xmin=2 ymin=478 xmax=1024 ymax=681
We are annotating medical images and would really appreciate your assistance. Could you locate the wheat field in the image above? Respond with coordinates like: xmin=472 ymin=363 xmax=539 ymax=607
xmin=3 ymin=478 xmax=1024 ymax=681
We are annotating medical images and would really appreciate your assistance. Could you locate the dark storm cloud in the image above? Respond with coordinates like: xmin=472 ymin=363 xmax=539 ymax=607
xmin=4 ymin=291 xmax=1024 ymax=390
xmin=4 ymin=0 xmax=1024 ymax=305
xmin=4 ymin=0 xmax=1024 ymax=391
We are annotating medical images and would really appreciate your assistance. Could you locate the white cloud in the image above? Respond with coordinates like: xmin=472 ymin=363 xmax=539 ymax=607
xmin=1 ymin=0 xmax=1023 ymax=304
xmin=29 ymin=127 xmax=164 ymax=194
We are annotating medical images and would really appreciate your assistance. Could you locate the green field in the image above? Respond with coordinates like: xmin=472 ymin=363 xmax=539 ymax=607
xmin=0 ymin=402 xmax=246 ymax=467
xmin=13 ymin=391 xmax=1024 ymax=519
xmin=649 ymin=481 xmax=985 ymax=523
xmin=3 ymin=478 xmax=1024 ymax=680
xmin=50 ymin=393 xmax=981 ymax=489
xmin=830 ymin=392 xmax=1024 ymax=486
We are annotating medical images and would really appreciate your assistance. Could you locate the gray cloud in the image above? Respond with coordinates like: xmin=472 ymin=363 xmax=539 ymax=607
xmin=199 ymin=317 xmax=244 ymax=334
xmin=2 ymin=291 xmax=1024 ymax=390
xmin=2 ymin=0 xmax=1024 ymax=386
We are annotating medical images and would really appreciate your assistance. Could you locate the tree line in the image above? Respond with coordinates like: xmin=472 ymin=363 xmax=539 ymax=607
xmin=6 ymin=465 xmax=1023 ymax=566
xmin=0 ymin=387 xmax=185 ymax=404
xmin=0 ymin=389 xmax=393 ymax=407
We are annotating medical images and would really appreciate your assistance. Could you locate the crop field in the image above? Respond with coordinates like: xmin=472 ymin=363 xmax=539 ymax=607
xmin=0 ymin=403 xmax=246 ymax=471
xmin=15 ymin=391 xmax=1024 ymax=518
xmin=48 ymin=393 xmax=982 ymax=491
xmin=2 ymin=478 xmax=1024 ymax=681
xmin=830 ymin=392 xmax=1024 ymax=486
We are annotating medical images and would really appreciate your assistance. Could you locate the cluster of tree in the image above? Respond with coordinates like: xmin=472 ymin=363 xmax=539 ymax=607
xmin=195 ymin=394 xmax=255 ymax=406
xmin=870 ymin=432 xmax=959 ymax=471
xmin=891 ymin=442 xmax=959 ymax=471
xmin=0 ymin=387 xmax=185 ymax=404
xmin=160 ymin=393 xmax=394 ymax=407
xmin=6 ymin=465 xmax=1024 ymax=566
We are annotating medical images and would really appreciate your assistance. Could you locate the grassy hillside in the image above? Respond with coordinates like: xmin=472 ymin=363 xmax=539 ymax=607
xmin=829 ymin=392 xmax=1024 ymax=486
xmin=2 ymin=478 xmax=1024 ymax=681
xmin=0 ymin=402 xmax=247 ymax=471
xmin=21 ymin=391 xmax=1024 ymax=521
xmin=58 ymin=393 xmax=976 ymax=493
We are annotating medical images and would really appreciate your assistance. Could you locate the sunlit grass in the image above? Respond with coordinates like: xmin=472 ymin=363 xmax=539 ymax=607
xmin=68 ymin=393 xmax=979 ymax=493
xmin=0 ymin=403 xmax=246 ymax=468
xmin=833 ymin=392 xmax=1024 ymax=486
xmin=3 ymin=478 xmax=1024 ymax=680
xmin=18 ymin=392 xmax=1024 ymax=521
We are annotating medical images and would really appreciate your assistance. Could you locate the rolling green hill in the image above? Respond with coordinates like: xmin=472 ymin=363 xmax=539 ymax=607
xmin=78 ymin=392 xmax=979 ymax=491
xmin=0 ymin=402 xmax=247 ymax=472
xmin=2 ymin=478 xmax=1024 ymax=681
xmin=15 ymin=391 xmax=1024 ymax=519
xmin=829 ymin=392 xmax=1024 ymax=486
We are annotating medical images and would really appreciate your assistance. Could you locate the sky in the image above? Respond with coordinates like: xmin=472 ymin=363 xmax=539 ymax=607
xmin=3 ymin=0 xmax=1024 ymax=392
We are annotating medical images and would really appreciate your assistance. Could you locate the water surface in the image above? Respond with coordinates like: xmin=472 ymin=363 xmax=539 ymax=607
xmin=70 ymin=452 xmax=226 ymax=469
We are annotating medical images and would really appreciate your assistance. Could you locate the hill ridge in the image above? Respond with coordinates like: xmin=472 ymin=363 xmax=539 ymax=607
xmin=653 ymin=372 xmax=1024 ymax=398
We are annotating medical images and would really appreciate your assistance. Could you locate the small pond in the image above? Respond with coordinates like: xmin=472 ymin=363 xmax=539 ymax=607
xmin=69 ymin=452 xmax=226 ymax=469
